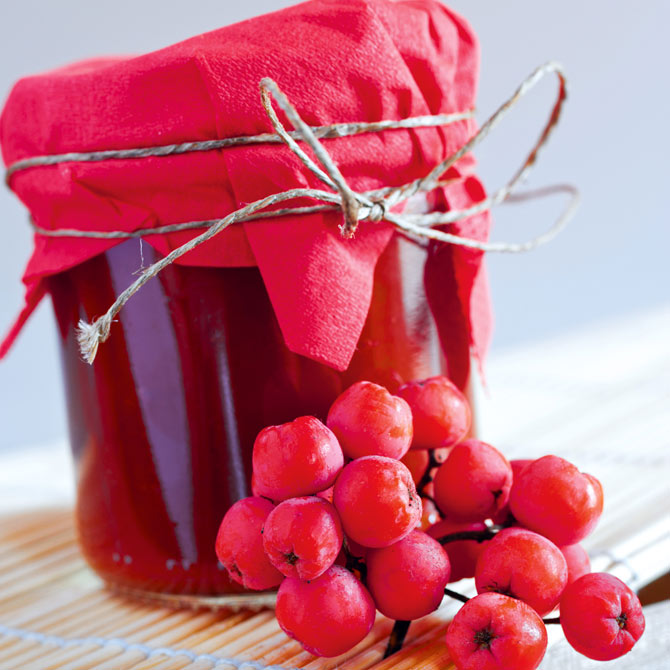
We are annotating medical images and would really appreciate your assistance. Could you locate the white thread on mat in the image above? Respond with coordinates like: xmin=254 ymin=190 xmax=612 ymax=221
xmin=0 ymin=623 xmax=300 ymax=670
xmin=591 ymin=550 xmax=642 ymax=585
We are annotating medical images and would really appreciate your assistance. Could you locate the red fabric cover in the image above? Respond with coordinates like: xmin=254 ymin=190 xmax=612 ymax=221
xmin=0 ymin=0 xmax=491 ymax=377
xmin=424 ymin=166 xmax=493 ymax=390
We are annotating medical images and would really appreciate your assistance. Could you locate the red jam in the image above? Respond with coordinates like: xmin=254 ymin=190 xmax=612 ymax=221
xmin=48 ymin=235 xmax=452 ymax=595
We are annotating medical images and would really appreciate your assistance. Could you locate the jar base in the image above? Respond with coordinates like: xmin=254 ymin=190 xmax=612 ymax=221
xmin=106 ymin=582 xmax=277 ymax=611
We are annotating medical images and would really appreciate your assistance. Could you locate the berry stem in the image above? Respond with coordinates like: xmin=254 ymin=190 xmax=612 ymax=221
xmin=437 ymin=529 xmax=497 ymax=545
xmin=421 ymin=493 xmax=439 ymax=508
xmin=416 ymin=450 xmax=441 ymax=496
xmin=343 ymin=546 xmax=368 ymax=584
xmin=442 ymin=587 xmax=562 ymax=626
xmin=384 ymin=620 xmax=411 ymax=658
xmin=444 ymin=587 xmax=470 ymax=604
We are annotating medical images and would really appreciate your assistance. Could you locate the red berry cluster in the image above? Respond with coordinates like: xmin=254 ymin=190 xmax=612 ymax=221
xmin=215 ymin=377 xmax=645 ymax=667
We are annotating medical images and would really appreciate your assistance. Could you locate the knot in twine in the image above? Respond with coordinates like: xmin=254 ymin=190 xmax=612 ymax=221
xmin=5 ymin=61 xmax=579 ymax=364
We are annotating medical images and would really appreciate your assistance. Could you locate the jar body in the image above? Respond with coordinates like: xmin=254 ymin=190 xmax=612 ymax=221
xmin=49 ymin=235 xmax=455 ymax=595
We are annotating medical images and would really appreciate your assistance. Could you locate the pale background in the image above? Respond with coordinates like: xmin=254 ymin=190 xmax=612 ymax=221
xmin=0 ymin=0 xmax=668 ymax=452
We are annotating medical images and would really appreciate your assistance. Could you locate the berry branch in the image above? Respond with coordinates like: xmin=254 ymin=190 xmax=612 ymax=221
xmin=343 ymin=546 xmax=368 ymax=583
xmin=384 ymin=620 xmax=411 ymax=658
xmin=444 ymin=587 xmax=470 ymax=604
xmin=443 ymin=587 xmax=562 ymax=625
xmin=421 ymin=492 xmax=440 ymax=509
xmin=213 ymin=377 xmax=645 ymax=665
xmin=438 ymin=528 xmax=498 ymax=545
xmin=416 ymin=450 xmax=441 ymax=496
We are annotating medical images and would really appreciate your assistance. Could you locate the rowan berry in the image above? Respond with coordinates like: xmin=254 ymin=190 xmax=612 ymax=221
xmin=398 ymin=375 xmax=470 ymax=450
xmin=475 ymin=527 xmax=568 ymax=615
xmin=427 ymin=518 xmax=488 ymax=582
xmin=509 ymin=455 xmax=603 ymax=546
xmin=560 ymin=573 xmax=645 ymax=660
xmin=434 ymin=440 xmax=512 ymax=522
xmin=446 ymin=592 xmax=547 ymax=670
xmin=400 ymin=449 xmax=430 ymax=485
xmin=419 ymin=497 xmax=441 ymax=530
xmin=262 ymin=497 xmax=343 ymax=580
xmin=276 ymin=565 xmax=375 ymax=657
xmin=366 ymin=530 xmax=451 ymax=620
xmin=215 ymin=497 xmax=283 ymax=590
xmin=333 ymin=456 xmax=421 ymax=548
xmin=327 ymin=381 xmax=413 ymax=460
xmin=252 ymin=416 xmax=344 ymax=501
xmin=491 ymin=458 xmax=533 ymax=524
xmin=560 ymin=543 xmax=590 ymax=585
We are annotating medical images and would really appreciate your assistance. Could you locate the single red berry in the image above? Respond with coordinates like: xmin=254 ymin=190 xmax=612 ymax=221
xmin=491 ymin=458 xmax=533 ymax=525
xmin=475 ymin=527 xmax=568 ymax=615
xmin=215 ymin=497 xmax=283 ymax=590
xmin=511 ymin=458 xmax=534 ymax=475
xmin=418 ymin=496 xmax=441 ymax=530
xmin=433 ymin=440 xmax=512 ymax=522
xmin=427 ymin=518 xmax=488 ymax=582
xmin=262 ymin=497 xmax=343 ymax=581
xmin=400 ymin=449 xmax=430 ymax=485
xmin=398 ymin=375 xmax=471 ymax=450
xmin=333 ymin=456 xmax=421 ymax=548
xmin=433 ymin=446 xmax=452 ymax=463
xmin=560 ymin=543 xmax=591 ymax=585
xmin=250 ymin=472 xmax=262 ymax=498
xmin=509 ymin=455 xmax=603 ymax=546
xmin=434 ymin=452 xmax=455 ymax=467
xmin=366 ymin=530 xmax=450 ymax=620
xmin=252 ymin=416 xmax=344 ymax=501
xmin=327 ymin=381 xmax=413 ymax=460
xmin=446 ymin=592 xmax=547 ymax=670
xmin=560 ymin=573 xmax=645 ymax=660
xmin=276 ymin=565 xmax=375 ymax=657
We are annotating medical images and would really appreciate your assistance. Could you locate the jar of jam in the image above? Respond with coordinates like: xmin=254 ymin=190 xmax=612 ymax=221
xmin=48 ymin=233 xmax=469 ymax=599
xmin=3 ymin=0 xmax=488 ymax=605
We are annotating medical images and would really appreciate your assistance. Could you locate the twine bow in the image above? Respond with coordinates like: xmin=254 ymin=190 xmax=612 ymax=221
xmin=5 ymin=61 xmax=579 ymax=364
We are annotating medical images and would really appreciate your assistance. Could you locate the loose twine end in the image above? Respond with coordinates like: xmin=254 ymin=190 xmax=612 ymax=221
xmin=76 ymin=318 xmax=111 ymax=364
xmin=340 ymin=194 xmax=361 ymax=238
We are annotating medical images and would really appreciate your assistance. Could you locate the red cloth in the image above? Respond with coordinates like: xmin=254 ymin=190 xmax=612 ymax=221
xmin=0 ymin=0 xmax=491 ymax=379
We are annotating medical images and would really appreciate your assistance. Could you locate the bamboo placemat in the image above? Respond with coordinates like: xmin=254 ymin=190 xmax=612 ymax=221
xmin=1 ymin=308 xmax=668 ymax=669
xmin=0 ymin=506 xmax=464 ymax=670
xmin=0 ymin=453 xmax=667 ymax=670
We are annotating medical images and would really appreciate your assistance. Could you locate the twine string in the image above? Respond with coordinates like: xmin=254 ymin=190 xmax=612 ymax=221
xmin=260 ymin=78 xmax=374 ymax=237
xmin=5 ymin=61 xmax=577 ymax=363
xmin=4 ymin=112 xmax=475 ymax=183
xmin=75 ymin=186 xmax=337 ymax=362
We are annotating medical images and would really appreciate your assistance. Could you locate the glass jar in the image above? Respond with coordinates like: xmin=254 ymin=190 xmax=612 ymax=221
xmin=48 ymin=233 xmax=456 ymax=599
